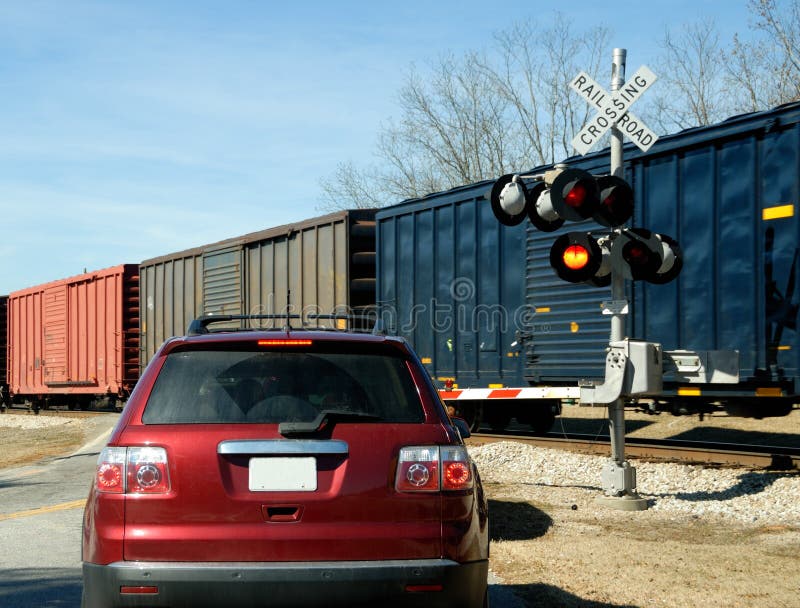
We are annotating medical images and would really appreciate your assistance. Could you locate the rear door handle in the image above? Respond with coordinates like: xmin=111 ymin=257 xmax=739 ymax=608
xmin=262 ymin=505 xmax=303 ymax=522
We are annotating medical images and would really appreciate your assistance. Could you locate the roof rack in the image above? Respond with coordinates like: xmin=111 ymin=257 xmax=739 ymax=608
xmin=186 ymin=312 xmax=387 ymax=336
xmin=187 ymin=314 xmax=301 ymax=336
xmin=307 ymin=313 xmax=387 ymax=336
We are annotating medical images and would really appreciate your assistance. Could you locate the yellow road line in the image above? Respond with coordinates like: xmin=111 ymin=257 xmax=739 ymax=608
xmin=0 ymin=499 xmax=85 ymax=522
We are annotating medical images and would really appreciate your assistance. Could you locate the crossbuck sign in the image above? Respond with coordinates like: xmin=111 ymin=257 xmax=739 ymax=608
xmin=570 ymin=65 xmax=658 ymax=156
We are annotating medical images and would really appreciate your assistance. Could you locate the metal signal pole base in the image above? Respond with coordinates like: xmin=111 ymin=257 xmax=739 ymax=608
xmin=595 ymin=493 xmax=649 ymax=512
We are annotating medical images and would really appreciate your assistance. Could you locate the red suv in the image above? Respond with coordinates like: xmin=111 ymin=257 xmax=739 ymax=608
xmin=82 ymin=316 xmax=489 ymax=607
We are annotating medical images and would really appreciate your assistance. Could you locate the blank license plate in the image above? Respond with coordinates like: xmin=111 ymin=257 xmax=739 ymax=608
xmin=249 ymin=457 xmax=317 ymax=492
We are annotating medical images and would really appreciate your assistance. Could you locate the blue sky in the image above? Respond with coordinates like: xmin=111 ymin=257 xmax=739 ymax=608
xmin=0 ymin=0 xmax=755 ymax=294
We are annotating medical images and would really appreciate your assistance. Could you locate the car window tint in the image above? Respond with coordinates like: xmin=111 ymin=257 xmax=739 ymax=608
xmin=142 ymin=348 xmax=425 ymax=424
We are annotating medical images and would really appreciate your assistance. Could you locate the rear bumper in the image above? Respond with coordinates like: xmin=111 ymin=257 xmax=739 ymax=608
xmin=82 ymin=558 xmax=488 ymax=608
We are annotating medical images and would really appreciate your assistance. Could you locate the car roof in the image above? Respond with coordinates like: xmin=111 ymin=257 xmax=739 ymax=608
xmin=160 ymin=329 xmax=411 ymax=352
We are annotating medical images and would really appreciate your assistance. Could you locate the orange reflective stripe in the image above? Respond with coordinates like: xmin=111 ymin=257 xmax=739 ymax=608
xmin=488 ymin=389 xmax=522 ymax=399
xmin=439 ymin=390 xmax=464 ymax=399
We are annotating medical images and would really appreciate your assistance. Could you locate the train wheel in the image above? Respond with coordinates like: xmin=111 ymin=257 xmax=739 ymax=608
xmin=726 ymin=398 xmax=793 ymax=418
xmin=484 ymin=410 xmax=512 ymax=432
xmin=529 ymin=410 xmax=556 ymax=435
xmin=517 ymin=399 xmax=559 ymax=434
xmin=451 ymin=402 xmax=483 ymax=433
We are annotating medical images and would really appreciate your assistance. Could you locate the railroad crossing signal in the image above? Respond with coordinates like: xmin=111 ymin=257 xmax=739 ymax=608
xmin=489 ymin=166 xmax=681 ymax=286
xmin=491 ymin=168 xmax=634 ymax=231
xmin=611 ymin=228 xmax=682 ymax=284
xmin=549 ymin=227 xmax=682 ymax=286
xmin=550 ymin=231 xmax=611 ymax=286
xmin=570 ymin=65 xmax=659 ymax=155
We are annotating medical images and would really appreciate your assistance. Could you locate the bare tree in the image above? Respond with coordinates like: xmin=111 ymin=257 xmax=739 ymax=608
xmin=486 ymin=16 xmax=609 ymax=166
xmin=319 ymin=14 xmax=610 ymax=210
xmin=643 ymin=1 xmax=800 ymax=133
xmin=318 ymin=161 xmax=385 ymax=210
xmin=751 ymin=0 xmax=800 ymax=75
xmin=642 ymin=20 xmax=730 ymax=133
xmin=726 ymin=0 xmax=800 ymax=111
xmin=320 ymin=3 xmax=800 ymax=212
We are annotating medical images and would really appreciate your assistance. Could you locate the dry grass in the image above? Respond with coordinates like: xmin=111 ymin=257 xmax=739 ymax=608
xmin=0 ymin=416 xmax=87 ymax=469
xmin=486 ymin=405 xmax=800 ymax=607
xmin=488 ymin=485 xmax=800 ymax=607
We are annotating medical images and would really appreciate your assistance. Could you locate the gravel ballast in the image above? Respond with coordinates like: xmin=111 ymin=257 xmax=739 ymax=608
xmin=469 ymin=441 xmax=800 ymax=525
xmin=0 ymin=413 xmax=79 ymax=430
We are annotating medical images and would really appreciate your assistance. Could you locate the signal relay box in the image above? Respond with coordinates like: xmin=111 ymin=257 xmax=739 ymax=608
xmin=618 ymin=339 xmax=663 ymax=395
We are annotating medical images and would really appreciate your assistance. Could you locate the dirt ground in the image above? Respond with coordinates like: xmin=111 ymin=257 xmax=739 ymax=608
xmin=486 ymin=406 xmax=800 ymax=607
xmin=2 ymin=406 xmax=799 ymax=607
xmin=488 ymin=484 xmax=799 ymax=608
xmin=0 ymin=413 xmax=88 ymax=468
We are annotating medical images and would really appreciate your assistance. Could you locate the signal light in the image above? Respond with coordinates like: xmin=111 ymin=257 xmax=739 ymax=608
xmin=528 ymin=181 xmax=564 ymax=232
xmin=490 ymin=174 xmax=529 ymax=226
xmin=495 ymin=168 xmax=632 ymax=232
xmin=490 ymin=168 xmax=678 ymax=287
xmin=550 ymin=232 xmax=611 ymax=285
xmin=595 ymin=175 xmax=634 ymax=227
xmin=611 ymin=228 xmax=682 ymax=284
xmin=549 ymin=168 xmax=601 ymax=221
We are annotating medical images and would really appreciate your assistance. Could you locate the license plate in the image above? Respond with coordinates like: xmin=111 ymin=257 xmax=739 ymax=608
xmin=249 ymin=457 xmax=317 ymax=492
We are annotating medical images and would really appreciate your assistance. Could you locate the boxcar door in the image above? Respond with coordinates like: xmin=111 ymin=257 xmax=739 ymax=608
xmin=42 ymin=284 xmax=68 ymax=386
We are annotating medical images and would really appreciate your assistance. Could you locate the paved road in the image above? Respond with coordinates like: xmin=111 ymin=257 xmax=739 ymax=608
xmin=0 ymin=413 xmax=524 ymax=607
xmin=0 ymin=413 xmax=118 ymax=608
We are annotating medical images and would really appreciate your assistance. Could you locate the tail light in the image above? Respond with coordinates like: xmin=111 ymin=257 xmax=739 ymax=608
xmin=395 ymin=445 xmax=473 ymax=493
xmin=95 ymin=446 xmax=171 ymax=494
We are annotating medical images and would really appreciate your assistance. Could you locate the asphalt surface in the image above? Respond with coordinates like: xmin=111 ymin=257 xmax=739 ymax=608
xmin=0 ymin=413 xmax=119 ymax=608
xmin=0 ymin=413 xmax=524 ymax=608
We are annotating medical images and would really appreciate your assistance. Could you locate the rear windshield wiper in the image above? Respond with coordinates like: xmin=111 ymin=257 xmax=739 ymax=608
xmin=279 ymin=409 xmax=382 ymax=436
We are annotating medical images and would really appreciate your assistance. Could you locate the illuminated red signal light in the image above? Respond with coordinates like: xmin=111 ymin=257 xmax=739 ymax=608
xmin=550 ymin=232 xmax=609 ymax=284
xmin=257 ymin=339 xmax=313 ymax=346
xmin=564 ymin=182 xmax=589 ymax=208
xmin=562 ymin=244 xmax=590 ymax=270
xmin=550 ymin=169 xmax=600 ymax=221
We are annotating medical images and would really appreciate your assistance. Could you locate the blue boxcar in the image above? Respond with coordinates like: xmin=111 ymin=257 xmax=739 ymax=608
xmin=378 ymin=102 xmax=800 ymax=424
xmin=376 ymin=184 xmax=528 ymax=387
xmin=527 ymin=102 xmax=799 ymax=416
xmin=376 ymin=185 xmax=552 ymax=430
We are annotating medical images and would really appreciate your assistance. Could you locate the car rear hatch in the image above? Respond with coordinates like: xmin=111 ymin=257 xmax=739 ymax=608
xmin=118 ymin=339 xmax=454 ymax=562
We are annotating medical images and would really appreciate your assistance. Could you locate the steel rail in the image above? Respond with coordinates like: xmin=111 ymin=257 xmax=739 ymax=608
xmin=467 ymin=432 xmax=800 ymax=469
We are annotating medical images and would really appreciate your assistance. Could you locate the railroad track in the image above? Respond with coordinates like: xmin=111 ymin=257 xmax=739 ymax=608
xmin=1 ymin=404 xmax=117 ymax=418
xmin=468 ymin=431 xmax=800 ymax=469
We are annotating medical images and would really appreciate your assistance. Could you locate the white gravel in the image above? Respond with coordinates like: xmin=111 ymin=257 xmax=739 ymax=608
xmin=469 ymin=441 xmax=800 ymax=525
xmin=0 ymin=413 xmax=79 ymax=429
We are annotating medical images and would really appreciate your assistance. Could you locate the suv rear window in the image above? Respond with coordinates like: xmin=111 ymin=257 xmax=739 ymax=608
xmin=142 ymin=344 xmax=425 ymax=424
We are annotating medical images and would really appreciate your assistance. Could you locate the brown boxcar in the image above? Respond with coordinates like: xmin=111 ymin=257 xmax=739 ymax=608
xmin=1 ymin=295 xmax=7 ymax=407
xmin=7 ymin=265 xmax=140 ymax=408
xmin=139 ymin=210 xmax=376 ymax=369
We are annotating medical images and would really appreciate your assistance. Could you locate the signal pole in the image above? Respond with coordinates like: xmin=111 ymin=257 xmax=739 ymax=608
xmin=491 ymin=48 xmax=676 ymax=510
xmin=600 ymin=48 xmax=649 ymax=511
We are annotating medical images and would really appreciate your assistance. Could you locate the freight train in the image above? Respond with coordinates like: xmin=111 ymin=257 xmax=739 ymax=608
xmin=3 ymin=103 xmax=800 ymax=432
xmin=377 ymin=101 xmax=800 ymax=429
